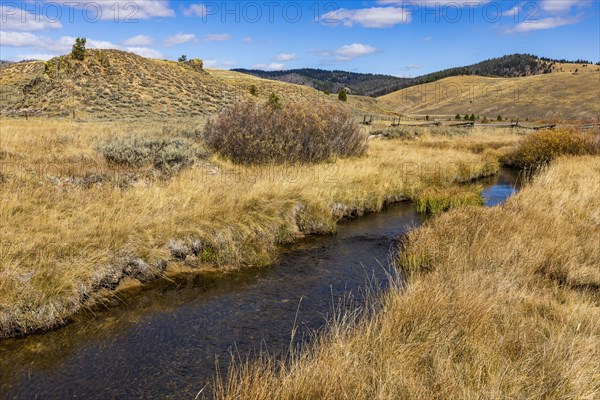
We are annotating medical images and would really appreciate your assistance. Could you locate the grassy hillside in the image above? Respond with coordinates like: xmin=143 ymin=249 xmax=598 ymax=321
xmin=0 ymin=49 xmax=399 ymax=120
xmin=379 ymin=69 xmax=600 ymax=121
xmin=234 ymin=54 xmax=598 ymax=97
xmin=0 ymin=50 xmax=346 ymax=120
xmin=4 ymin=50 xmax=594 ymax=122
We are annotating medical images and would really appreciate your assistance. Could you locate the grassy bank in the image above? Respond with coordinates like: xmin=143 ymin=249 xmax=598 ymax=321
xmin=0 ymin=119 xmax=506 ymax=338
xmin=214 ymin=155 xmax=600 ymax=399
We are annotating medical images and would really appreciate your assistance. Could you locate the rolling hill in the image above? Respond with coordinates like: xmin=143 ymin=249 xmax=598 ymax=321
xmin=0 ymin=50 xmax=353 ymax=120
xmin=234 ymin=54 xmax=599 ymax=97
xmin=379 ymin=68 xmax=600 ymax=121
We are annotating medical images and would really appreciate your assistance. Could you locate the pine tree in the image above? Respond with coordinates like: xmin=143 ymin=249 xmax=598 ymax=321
xmin=71 ymin=38 xmax=87 ymax=60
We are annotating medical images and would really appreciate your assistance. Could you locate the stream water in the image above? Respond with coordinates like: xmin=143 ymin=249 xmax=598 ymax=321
xmin=0 ymin=168 xmax=522 ymax=400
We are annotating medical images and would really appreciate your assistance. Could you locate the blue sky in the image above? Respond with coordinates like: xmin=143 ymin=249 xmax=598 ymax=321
xmin=1 ymin=1 xmax=599 ymax=76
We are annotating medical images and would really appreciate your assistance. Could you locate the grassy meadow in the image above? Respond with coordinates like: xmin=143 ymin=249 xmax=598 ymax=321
xmin=0 ymin=118 xmax=511 ymax=338
xmin=214 ymin=154 xmax=600 ymax=400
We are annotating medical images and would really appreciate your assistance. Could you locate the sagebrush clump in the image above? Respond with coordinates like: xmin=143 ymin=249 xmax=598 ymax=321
xmin=101 ymin=136 xmax=205 ymax=172
xmin=203 ymin=100 xmax=368 ymax=164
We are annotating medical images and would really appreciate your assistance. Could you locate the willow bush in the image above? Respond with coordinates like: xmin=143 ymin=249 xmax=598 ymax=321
xmin=501 ymin=129 xmax=600 ymax=169
xmin=203 ymin=100 xmax=367 ymax=164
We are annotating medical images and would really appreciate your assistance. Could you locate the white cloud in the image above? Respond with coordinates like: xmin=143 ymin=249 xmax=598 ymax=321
xmin=204 ymin=59 xmax=238 ymax=68
xmin=333 ymin=43 xmax=378 ymax=61
xmin=0 ymin=4 xmax=62 ymax=31
xmin=204 ymin=34 xmax=231 ymax=42
xmin=242 ymin=36 xmax=253 ymax=44
xmin=164 ymin=33 xmax=196 ymax=47
xmin=273 ymin=52 xmax=297 ymax=62
xmin=0 ymin=31 xmax=39 ymax=47
xmin=1 ymin=31 xmax=161 ymax=59
xmin=540 ymin=0 xmax=584 ymax=13
xmin=13 ymin=53 xmax=56 ymax=61
xmin=421 ymin=36 xmax=432 ymax=42
xmin=511 ymin=15 xmax=581 ymax=32
xmin=0 ymin=32 xmax=86 ymax=53
xmin=87 ymin=39 xmax=120 ymax=49
xmin=378 ymin=0 xmax=490 ymax=6
xmin=183 ymin=3 xmax=208 ymax=17
xmin=123 ymin=35 xmax=153 ymax=46
xmin=253 ymin=62 xmax=286 ymax=71
xmin=322 ymin=7 xmax=411 ymax=28
xmin=126 ymin=47 xmax=162 ymax=58
xmin=48 ymin=1 xmax=174 ymax=20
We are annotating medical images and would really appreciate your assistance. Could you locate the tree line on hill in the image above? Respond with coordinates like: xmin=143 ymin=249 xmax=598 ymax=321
xmin=234 ymin=54 xmax=599 ymax=97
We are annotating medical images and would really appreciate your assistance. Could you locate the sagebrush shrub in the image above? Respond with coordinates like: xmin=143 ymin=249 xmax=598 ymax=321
xmin=203 ymin=100 xmax=367 ymax=164
xmin=101 ymin=136 xmax=205 ymax=172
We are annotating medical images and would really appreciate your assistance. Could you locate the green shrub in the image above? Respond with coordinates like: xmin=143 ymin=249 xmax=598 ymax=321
xmin=188 ymin=58 xmax=203 ymax=69
xmin=101 ymin=136 xmax=205 ymax=172
xmin=204 ymin=100 xmax=367 ymax=164
xmin=338 ymin=89 xmax=348 ymax=102
xmin=249 ymin=85 xmax=258 ymax=96
xmin=501 ymin=129 xmax=600 ymax=169
xmin=267 ymin=92 xmax=282 ymax=110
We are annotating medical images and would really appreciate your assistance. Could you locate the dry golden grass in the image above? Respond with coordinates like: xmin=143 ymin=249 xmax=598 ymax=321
xmin=0 ymin=118 xmax=504 ymax=337
xmin=379 ymin=70 xmax=600 ymax=121
xmin=214 ymin=156 xmax=600 ymax=400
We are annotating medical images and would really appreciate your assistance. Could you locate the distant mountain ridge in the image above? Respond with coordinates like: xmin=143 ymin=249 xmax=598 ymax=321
xmin=0 ymin=60 xmax=15 ymax=68
xmin=234 ymin=54 xmax=599 ymax=97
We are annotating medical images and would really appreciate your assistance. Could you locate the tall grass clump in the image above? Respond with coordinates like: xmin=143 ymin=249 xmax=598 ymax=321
xmin=203 ymin=100 xmax=367 ymax=164
xmin=502 ymin=129 xmax=599 ymax=169
xmin=413 ymin=185 xmax=483 ymax=215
